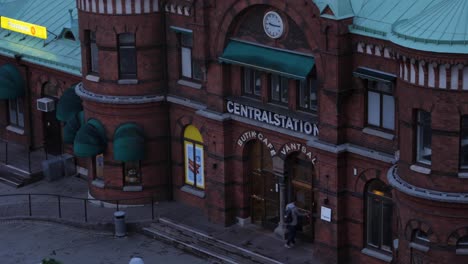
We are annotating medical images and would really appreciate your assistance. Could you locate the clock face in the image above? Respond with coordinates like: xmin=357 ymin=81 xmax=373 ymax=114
xmin=263 ymin=11 xmax=284 ymax=39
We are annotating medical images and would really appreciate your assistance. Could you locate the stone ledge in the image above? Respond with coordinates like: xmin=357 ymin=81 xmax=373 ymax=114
xmin=361 ymin=248 xmax=392 ymax=263
xmin=362 ymin=127 xmax=395 ymax=140
xmin=181 ymin=185 xmax=205 ymax=198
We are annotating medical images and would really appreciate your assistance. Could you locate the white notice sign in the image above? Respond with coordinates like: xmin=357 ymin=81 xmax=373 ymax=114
xmin=321 ymin=206 xmax=331 ymax=222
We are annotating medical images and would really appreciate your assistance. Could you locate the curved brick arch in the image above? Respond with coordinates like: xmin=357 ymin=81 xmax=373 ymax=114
xmin=213 ymin=0 xmax=322 ymax=62
xmin=404 ymin=219 xmax=437 ymax=243
xmin=353 ymin=168 xmax=382 ymax=193
xmin=447 ymin=227 xmax=468 ymax=246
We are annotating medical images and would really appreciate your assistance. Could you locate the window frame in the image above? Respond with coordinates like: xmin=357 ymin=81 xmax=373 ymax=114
xmin=416 ymin=110 xmax=432 ymax=165
xmin=179 ymin=33 xmax=203 ymax=81
xmin=297 ymin=78 xmax=318 ymax=112
xmin=123 ymin=160 xmax=141 ymax=185
xmin=8 ymin=98 xmax=24 ymax=129
xmin=242 ymin=68 xmax=262 ymax=98
xmin=88 ymin=30 xmax=99 ymax=74
xmin=270 ymin=74 xmax=289 ymax=105
xmin=460 ymin=116 xmax=468 ymax=169
xmin=118 ymin=33 xmax=137 ymax=79
xmin=365 ymin=180 xmax=393 ymax=253
xmin=366 ymin=80 xmax=395 ymax=131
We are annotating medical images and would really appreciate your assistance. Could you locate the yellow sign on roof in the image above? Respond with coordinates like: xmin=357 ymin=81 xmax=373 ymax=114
xmin=1 ymin=16 xmax=47 ymax=39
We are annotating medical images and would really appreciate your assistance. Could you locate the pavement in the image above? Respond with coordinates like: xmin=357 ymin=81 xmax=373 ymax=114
xmin=0 ymin=164 xmax=319 ymax=263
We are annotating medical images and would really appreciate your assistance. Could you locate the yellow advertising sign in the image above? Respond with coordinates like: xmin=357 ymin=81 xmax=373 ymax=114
xmin=0 ymin=16 xmax=47 ymax=39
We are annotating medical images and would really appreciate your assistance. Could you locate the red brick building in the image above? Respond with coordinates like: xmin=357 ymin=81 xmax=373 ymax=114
xmin=1 ymin=0 xmax=468 ymax=263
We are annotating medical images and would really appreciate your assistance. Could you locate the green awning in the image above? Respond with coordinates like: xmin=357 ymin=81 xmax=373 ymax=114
xmin=218 ymin=40 xmax=315 ymax=80
xmin=113 ymin=123 xmax=145 ymax=161
xmin=0 ymin=64 xmax=25 ymax=99
xmin=353 ymin=67 xmax=396 ymax=84
xmin=56 ymin=84 xmax=83 ymax=122
xmin=63 ymin=111 xmax=84 ymax=144
xmin=73 ymin=119 xmax=107 ymax=157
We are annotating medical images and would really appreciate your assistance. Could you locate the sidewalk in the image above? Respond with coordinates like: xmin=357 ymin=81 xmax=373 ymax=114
xmin=0 ymin=174 xmax=320 ymax=264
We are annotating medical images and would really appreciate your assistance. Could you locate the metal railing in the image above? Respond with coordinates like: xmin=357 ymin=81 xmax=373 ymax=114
xmin=0 ymin=193 xmax=158 ymax=223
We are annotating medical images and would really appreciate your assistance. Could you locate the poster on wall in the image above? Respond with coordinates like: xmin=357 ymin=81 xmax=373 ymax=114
xmin=184 ymin=142 xmax=204 ymax=188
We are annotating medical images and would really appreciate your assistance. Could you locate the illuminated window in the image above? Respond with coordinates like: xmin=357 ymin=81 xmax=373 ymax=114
xmin=124 ymin=160 xmax=141 ymax=185
xmin=8 ymin=98 xmax=24 ymax=128
xmin=366 ymin=179 xmax=393 ymax=252
xmin=183 ymin=125 xmax=204 ymax=189
xmin=118 ymin=33 xmax=137 ymax=79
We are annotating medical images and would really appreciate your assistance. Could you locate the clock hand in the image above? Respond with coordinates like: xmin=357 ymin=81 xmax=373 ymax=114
xmin=268 ymin=22 xmax=281 ymax=28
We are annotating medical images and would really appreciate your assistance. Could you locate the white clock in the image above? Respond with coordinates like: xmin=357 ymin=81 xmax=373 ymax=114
xmin=263 ymin=11 xmax=284 ymax=39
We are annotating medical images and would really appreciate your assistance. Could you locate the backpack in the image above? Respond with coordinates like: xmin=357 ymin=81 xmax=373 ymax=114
xmin=284 ymin=208 xmax=293 ymax=224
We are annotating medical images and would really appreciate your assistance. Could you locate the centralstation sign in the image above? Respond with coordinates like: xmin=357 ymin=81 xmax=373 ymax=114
xmin=226 ymin=100 xmax=319 ymax=136
xmin=1 ymin=16 xmax=47 ymax=39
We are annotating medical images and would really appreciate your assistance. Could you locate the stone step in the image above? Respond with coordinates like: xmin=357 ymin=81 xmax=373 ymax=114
xmin=142 ymin=218 xmax=283 ymax=264
xmin=0 ymin=165 xmax=42 ymax=188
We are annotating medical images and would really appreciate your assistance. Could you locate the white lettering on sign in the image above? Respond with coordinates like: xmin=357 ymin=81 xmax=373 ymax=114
xmin=237 ymin=130 xmax=276 ymax=157
xmin=279 ymin=142 xmax=316 ymax=164
xmin=226 ymin=100 xmax=319 ymax=136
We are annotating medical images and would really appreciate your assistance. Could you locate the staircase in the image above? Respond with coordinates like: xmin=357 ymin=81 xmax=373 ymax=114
xmin=0 ymin=165 xmax=42 ymax=188
xmin=142 ymin=218 xmax=283 ymax=264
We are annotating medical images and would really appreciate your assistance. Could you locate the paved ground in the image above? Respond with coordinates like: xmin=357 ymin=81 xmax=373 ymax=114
xmin=0 ymin=172 xmax=320 ymax=264
xmin=0 ymin=221 xmax=206 ymax=264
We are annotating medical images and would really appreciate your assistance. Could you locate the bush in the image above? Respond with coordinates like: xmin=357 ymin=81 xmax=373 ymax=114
xmin=42 ymin=258 xmax=62 ymax=264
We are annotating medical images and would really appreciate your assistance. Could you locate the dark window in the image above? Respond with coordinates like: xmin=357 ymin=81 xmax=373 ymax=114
xmin=270 ymin=74 xmax=288 ymax=104
xmin=417 ymin=110 xmax=431 ymax=164
xmin=243 ymin=68 xmax=261 ymax=97
xmin=460 ymin=116 xmax=468 ymax=169
xmin=298 ymin=79 xmax=318 ymax=112
xmin=8 ymin=98 xmax=24 ymax=128
xmin=118 ymin=33 xmax=137 ymax=79
xmin=413 ymin=230 xmax=430 ymax=245
xmin=367 ymin=80 xmax=394 ymax=130
xmin=366 ymin=180 xmax=392 ymax=252
xmin=89 ymin=31 xmax=98 ymax=74
xmin=458 ymin=236 xmax=468 ymax=249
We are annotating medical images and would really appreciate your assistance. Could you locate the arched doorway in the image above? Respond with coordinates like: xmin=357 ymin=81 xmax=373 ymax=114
xmin=246 ymin=140 xmax=279 ymax=229
xmin=285 ymin=152 xmax=315 ymax=240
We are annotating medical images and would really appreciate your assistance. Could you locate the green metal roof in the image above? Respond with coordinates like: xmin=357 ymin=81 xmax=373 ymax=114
xmin=350 ymin=0 xmax=468 ymax=54
xmin=313 ymin=0 xmax=354 ymax=20
xmin=0 ymin=0 xmax=81 ymax=75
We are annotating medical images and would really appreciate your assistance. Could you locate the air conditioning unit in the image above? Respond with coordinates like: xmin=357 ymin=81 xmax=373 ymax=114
xmin=37 ymin=97 xmax=55 ymax=112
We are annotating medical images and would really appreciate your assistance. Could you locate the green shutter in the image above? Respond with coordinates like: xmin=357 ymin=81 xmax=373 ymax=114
xmin=0 ymin=64 xmax=24 ymax=99
xmin=56 ymin=84 xmax=83 ymax=122
xmin=73 ymin=119 xmax=107 ymax=157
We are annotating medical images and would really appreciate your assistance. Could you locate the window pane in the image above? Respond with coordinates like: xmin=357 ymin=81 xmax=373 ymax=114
xmin=382 ymin=95 xmax=395 ymax=130
xmin=181 ymin=34 xmax=192 ymax=47
xmin=254 ymin=71 xmax=261 ymax=96
xmin=281 ymin=77 xmax=288 ymax=103
xmin=8 ymin=99 xmax=17 ymax=126
xmin=382 ymin=202 xmax=393 ymax=251
xmin=181 ymin=47 xmax=192 ymax=78
xmin=309 ymin=79 xmax=318 ymax=111
xmin=271 ymin=75 xmax=280 ymax=101
xmin=417 ymin=111 xmax=432 ymax=163
xmin=368 ymin=91 xmax=380 ymax=126
xmin=90 ymin=32 xmax=99 ymax=73
xmin=299 ymin=80 xmax=308 ymax=108
xmin=243 ymin=68 xmax=252 ymax=94
xmin=461 ymin=117 xmax=468 ymax=168
xmin=17 ymin=98 xmax=24 ymax=128
xmin=367 ymin=196 xmax=381 ymax=247
xmin=119 ymin=33 xmax=135 ymax=44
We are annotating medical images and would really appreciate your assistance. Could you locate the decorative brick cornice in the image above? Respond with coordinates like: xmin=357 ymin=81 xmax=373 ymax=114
xmin=75 ymin=82 xmax=164 ymax=104
xmin=387 ymin=165 xmax=468 ymax=204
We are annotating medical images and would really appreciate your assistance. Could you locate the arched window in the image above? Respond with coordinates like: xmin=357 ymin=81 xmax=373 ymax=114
xmin=184 ymin=125 xmax=204 ymax=189
xmin=366 ymin=179 xmax=393 ymax=252
xmin=457 ymin=236 xmax=468 ymax=255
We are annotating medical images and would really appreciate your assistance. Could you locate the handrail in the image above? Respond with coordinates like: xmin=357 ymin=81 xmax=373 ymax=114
xmin=0 ymin=193 xmax=158 ymax=223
